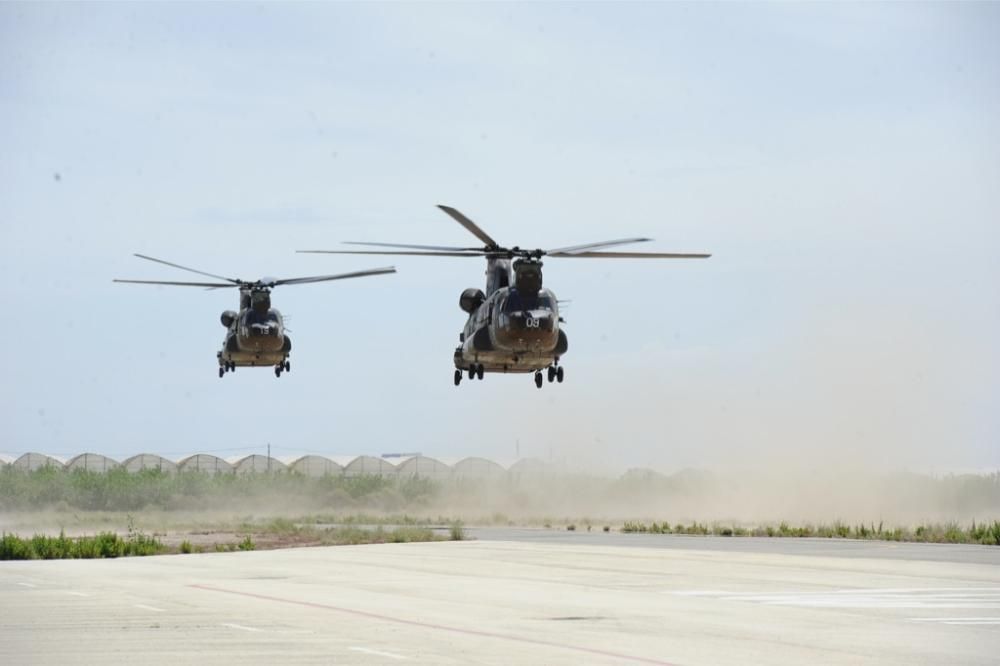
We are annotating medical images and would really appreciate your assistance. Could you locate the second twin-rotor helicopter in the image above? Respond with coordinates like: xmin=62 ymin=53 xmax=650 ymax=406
xmin=114 ymin=254 xmax=395 ymax=378
xmin=301 ymin=205 xmax=711 ymax=388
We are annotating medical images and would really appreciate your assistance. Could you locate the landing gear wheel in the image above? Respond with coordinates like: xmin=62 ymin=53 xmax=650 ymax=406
xmin=274 ymin=366 xmax=282 ymax=378
xmin=284 ymin=360 xmax=291 ymax=372
xmin=534 ymin=372 xmax=543 ymax=389
xmin=219 ymin=367 xmax=225 ymax=378
xmin=454 ymin=369 xmax=462 ymax=386
xmin=468 ymin=366 xmax=476 ymax=380
xmin=476 ymin=364 xmax=484 ymax=380
xmin=547 ymin=366 xmax=556 ymax=383
xmin=556 ymin=366 xmax=564 ymax=383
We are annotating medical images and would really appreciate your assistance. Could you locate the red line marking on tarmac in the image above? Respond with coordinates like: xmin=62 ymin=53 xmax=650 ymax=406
xmin=190 ymin=584 xmax=679 ymax=665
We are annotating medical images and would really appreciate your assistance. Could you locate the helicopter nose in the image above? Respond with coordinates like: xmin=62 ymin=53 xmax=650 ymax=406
xmin=248 ymin=322 xmax=279 ymax=337
xmin=498 ymin=310 xmax=558 ymax=351
xmin=512 ymin=310 xmax=554 ymax=331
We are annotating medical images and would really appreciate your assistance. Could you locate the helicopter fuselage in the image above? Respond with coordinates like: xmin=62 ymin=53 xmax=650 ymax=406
xmin=454 ymin=258 xmax=567 ymax=374
xmin=217 ymin=289 xmax=291 ymax=370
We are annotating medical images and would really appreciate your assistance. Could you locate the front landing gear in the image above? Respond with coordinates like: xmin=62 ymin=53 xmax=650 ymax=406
xmin=534 ymin=372 xmax=543 ymax=389
xmin=454 ymin=369 xmax=462 ymax=386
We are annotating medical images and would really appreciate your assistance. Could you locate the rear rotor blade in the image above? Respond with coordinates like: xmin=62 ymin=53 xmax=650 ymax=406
xmin=132 ymin=254 xmax=241 ymax=284
xmin=437 ymin=205 xmax=499 ymax=248
xmin=546 ymin=238 xmax=653 ymax=254
xmin=273 ymin=266 xmax=397 ymax=286
xmin=344 ymin=241 xmax=484 ymax=252
xmin=297 ymin=250 xmax=481 ymax=257
xmin=113 ymin=279 xmax=239 ymax=287
xmin=548 ymin=250 xmax=712 ymax=259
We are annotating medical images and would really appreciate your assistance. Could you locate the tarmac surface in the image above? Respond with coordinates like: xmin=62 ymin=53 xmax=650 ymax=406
xmin=2 ymin=533 xmax=998 ymax=665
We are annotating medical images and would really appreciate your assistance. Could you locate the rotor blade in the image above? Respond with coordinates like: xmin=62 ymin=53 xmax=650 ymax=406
xmin=273 ymin=266 xmax=397 ymax=286
xmin=344 ymin=241 xmax=484 ymax=252
xmin=132 ymin=254 xmax=241 ymax=284
xmin=297 ymin=250 xmax=481 ymax=257
xmin=547 ymin=251 xmax=712 ymax=259
xmin=113 ymin=279 xmax=238 ymax=287
xmin=437 ymin=205 xmax=499 ymax=248
xmin=546 ymin=238 xmax=653 ymax=254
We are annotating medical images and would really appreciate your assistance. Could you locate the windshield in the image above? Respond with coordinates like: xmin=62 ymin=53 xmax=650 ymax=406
xmin=501 ymin=289 xmax=556 ymax=313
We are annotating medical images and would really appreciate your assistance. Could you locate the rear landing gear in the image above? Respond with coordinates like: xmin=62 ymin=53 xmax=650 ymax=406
xmin=534 ymin=372 xmax=543 ymax=389
xmin=219 ymin=367 xmax=224 ymax=378
xmin=274 ymin=365 xmax=282 ymax=378
xmin=557 ymin=366 xmax=564 ymax=383
xmin=454 ymin=369 xmax=462 ymax=386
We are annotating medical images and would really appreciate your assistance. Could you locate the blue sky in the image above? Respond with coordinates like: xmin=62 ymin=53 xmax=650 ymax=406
xmin=1 ymin=3 xmax=997 ymax=472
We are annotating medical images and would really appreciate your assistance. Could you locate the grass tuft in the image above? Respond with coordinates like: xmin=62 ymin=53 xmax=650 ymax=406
xmin=0 ymin=528 xmax=165 ymax=560
xmin=615 ymin=520 xmax=1000 ymax=545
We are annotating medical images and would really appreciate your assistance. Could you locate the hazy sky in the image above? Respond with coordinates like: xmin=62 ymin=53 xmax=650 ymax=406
xmin=1 ymin=2 xmax=997 ymax=472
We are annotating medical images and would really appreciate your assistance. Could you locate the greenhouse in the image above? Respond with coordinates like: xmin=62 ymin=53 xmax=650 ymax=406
xmin=12 ymin=452 xmax=65 ymax=471
xmin=232 ymin=454 xmax=286 ymax=474
xmin=120 ymin=454 xmax=178 ymax=473
xmin=66 ymin=453 xmax=119 ymax=473
xmin=343 ymin=455 xmax=397 ymax=478
xmin=289 ymin=455 xmax=344 ymax=477
xmin=452 ymin=457 xmax=507 ymax=481
xmin=177 ymin=454 xmax=233 ymax=475
xmin=395 ymin=455 xmax=452 ymax=481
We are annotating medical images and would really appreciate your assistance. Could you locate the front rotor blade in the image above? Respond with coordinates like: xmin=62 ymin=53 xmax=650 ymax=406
xmin=437 ymin=205 xmax=499 ymax=248
xmin=132 ymin=254 xmax=241 ymax=284
xmin=297 ymin=250 xmax=482 ymax=257
xmin=344 ymin=241 xmax=483 ymax=252
xmin=547 ymin=251 xmax=712 ymax=259
xmin=113 ymin=279 xmax=239 ymax=287
xmin=546 ymin=238 xmax=653 ymax=254
xmin=273 ymin=266 xmax=397 ymax=286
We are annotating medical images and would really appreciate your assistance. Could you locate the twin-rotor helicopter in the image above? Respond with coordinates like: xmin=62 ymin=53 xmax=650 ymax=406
xmin=115 ymin=206 xmax=709 ymax=386
xmin=300 ymin=205 xmax=710 ymax=388
xmin=114 ymin=254 xmax=395 ymax=378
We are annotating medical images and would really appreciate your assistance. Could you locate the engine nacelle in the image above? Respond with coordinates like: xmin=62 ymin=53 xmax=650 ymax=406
xmin=220 ymin=310 xmax=237 ymax=328
xmin=459 ymin=288 xmax=485 ymax=314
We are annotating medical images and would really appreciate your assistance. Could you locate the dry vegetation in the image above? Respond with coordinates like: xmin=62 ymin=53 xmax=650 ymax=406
xmin=1 ymin=466 xmax=997 ymax=554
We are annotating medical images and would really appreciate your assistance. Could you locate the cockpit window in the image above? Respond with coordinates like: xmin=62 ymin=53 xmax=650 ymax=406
xmin=502 ymin=289 xmax=556 ymax=312
xmin=246 ymin=310 xmax=279 ymax=325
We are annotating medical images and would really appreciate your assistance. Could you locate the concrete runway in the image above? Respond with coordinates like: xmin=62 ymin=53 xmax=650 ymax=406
xmin=2 ymin=536 xmax=998 ymax=665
